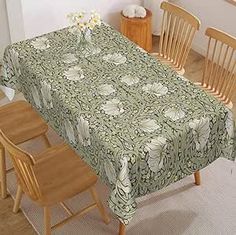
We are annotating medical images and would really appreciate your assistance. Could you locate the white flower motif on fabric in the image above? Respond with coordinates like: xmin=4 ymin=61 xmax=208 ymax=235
xmin=104 ymin=161 xmax=117 ymax=184
xmin=40 ymin=81 xmax=53 ymax=109
xmin=62 ymin=53 xmax=78 ymax=64
xmin=10 ymin=49 xmax=21 ymax=77
xmin=145 ymin=137 xmax=167 ymax=172
xmin=140 ymin=119 xmax=160 ymax=133
xmin=142 ymin=83 xmax=168 ymax=97
xmin=64 ymin=66 xmax=84 ymax=81
xmin=101 ymin=98 xmax=124 ymax=116
xmin=103 ymin=53 xmax=127 ymax=65
xmin=98 ymin=84 xmax=115 ymax=96
xmin=64 ymin=119 xmax=76 ymax=144
xmin=108 ymin=156 xmax=136 ymax=224
xmin=164 ymin=108 xmax=185 ymax=121
xmin=76 ymin=116 xmax=91 ymax=146
xmin=31 ymin=85 xmax=41 ymax=108
xmin=31 ymin=37 xmax=50 ymax=50
xmin=121 ymin=75 xmax=139 ymax=86
xmin=225 ymin=110 xmax=234 ymax=138
xmin=189 ymin=117 xmax=210 ymax=151
xmin=116 ymin=157 xmax=132 ymax=193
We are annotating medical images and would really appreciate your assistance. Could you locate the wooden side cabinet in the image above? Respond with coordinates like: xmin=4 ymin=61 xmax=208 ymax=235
xmin=120 ymin=9 xmax=152 ymax=52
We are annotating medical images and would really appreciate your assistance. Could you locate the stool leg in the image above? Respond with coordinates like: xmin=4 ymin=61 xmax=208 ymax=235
xmin=194 ymin=171 xmax=201 ymax=185
xmin=119 ymin=221 xmax=126 ymax=235
xmin=0 ymin=145 xmax=7 ymax=198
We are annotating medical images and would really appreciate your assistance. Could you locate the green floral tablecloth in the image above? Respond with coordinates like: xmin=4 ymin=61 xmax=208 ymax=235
xmin=1 ymin=23 xmax=235 ymax=224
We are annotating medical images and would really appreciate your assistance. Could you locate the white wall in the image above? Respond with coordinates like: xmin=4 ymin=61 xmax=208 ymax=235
xmin=174 ymin=0 xmax=236 ymax=56
xmin=0 ymin=0 xmax=11 ymax=60
xmin=6 ymin=0 xmax=25 ymax=43
xmin=18 ymin=0 xmax=141 ymax=39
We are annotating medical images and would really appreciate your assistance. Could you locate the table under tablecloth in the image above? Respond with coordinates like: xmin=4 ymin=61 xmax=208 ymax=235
xmin=1 ymin=23 xmax=235 ymax=225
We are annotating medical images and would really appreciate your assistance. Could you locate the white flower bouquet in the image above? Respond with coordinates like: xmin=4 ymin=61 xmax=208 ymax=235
xmin=67 ymin=11 xmax=102 ymax=56
xmin=67 ymin=11 xmax=101 ymax=35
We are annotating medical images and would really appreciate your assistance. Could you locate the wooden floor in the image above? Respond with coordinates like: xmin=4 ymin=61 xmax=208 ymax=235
xmin=0 ymin=36 xmax=235 ymax=235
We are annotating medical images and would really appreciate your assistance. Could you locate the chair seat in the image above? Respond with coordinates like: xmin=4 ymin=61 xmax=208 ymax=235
xmin=151 ymin=53 xmax=185 ymax=75
xmin=0 ymin=101 xmax=48 ymax=145
xmin=34 ymin=143 xmax=97 ymax=206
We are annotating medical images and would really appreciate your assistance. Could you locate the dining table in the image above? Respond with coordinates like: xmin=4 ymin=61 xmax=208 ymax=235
xmin=1 ymin=22 xmax=236 ymax=234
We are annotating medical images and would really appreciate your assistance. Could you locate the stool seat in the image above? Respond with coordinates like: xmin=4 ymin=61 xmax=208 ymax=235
xmin=120 ymin=9 xmax=152 ymax=52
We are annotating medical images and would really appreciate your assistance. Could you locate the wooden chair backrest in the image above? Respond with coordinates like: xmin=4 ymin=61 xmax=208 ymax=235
xmin=0 ymin=130 xmax=41 ymax=201
xmin=202 ymin=27 xmax=236 ymax=104
xmin=159 ymin=1 xmax=200 ymax=70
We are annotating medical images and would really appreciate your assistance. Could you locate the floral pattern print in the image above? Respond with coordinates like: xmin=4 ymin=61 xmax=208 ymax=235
xmin=121 ymin=75 xmax=140 ymax=86
xmin=41 ymin=81 xmax=53 ymax=109
xmin=31 ymin=37 xmax=50 ymax=50
xmin=31 ymin=85 xmax=41 ymax=108
xmin=76 ymin=116 xmax=91 ymax=146
xmin=136 ymin=46 xmax=147 ymax=53
xmin=64 ymin=119 xmax=76 ymax=144
xmin=189 ymin=117 xmax=210 ymax=151
xmin=226 ymin=110 xmax=234 ymax=138
xmin=164 ymin=107 xmax=185 ymax=121
xmin=101 ymin=98 xmax=124 ymax=116
xmin=98 ymin=84 xmax=115 ymax=96
xmin=62 ymin=53 xmax=78 ymax=64
xmin=64 ymin=66 xmax=84 ymax=81
xmin=68 ymin=26 xmax=81 ymax=35
xmin=140 ymin=119 xmax=160 ymax=133
xmin=103 ymin=53 xmax=127 ymax=65
xmin=109 ymin=157 xmax=136 ymax=223
xmin=142 ymin=82 xmax=168 ymax=97
xmin=2 ymin=49 xmax=21 ymax=88
xmin=104 ymin=161 xmax=117 ymax=185
xmin=145 ymin=137 xmax=167 ymax=172
xmin=1 ymin=22 xmax=235 ymax=225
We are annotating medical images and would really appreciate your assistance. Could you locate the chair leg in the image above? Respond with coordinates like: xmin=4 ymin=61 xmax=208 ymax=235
xmin=44 ymin=207 xmax=51 ymax=235
xmin=42 ymin=133 xmax=51 ymax=148
xmin=13 ymin=185 xmax=23 ymax=213
xmin=194 ymin=171 xmax=201 ymax=185
xmin=89 ymin=186 xmax=110 ymax=224
xmin=0 ymin=146 xmax=7 ymax=198
xmin=119 ymin=221 xmax=126 ymax=235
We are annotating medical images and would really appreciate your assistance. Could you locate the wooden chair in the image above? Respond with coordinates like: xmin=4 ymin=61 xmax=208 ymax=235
xmin=151 ymin=1 xmax=201 ymax=75
xmin=0 ymin=100 xmax=50 ymax=199
xmin=0 ymin=130 xmax=110 ymax=235
xmin=194 ymin=28 xmax=236 ymax=185
xmin=195 ymin=27 xmax=236 ymax=109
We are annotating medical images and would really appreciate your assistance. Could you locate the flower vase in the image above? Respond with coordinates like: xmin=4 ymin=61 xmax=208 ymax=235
xmin=77 ymin=29 xmax=99 ymax=57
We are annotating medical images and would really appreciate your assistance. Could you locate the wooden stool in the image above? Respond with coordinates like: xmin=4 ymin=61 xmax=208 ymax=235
xmin=120 ymin=9 xmax=152 ymax=52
